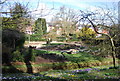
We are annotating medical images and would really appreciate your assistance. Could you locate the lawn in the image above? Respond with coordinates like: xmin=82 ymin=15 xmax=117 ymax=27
xmin=41 ymin=65 xmax=120 ymax=79
xmin=33 ymin=49 xmax=118 ymax=66
xmin=2 ymin=65 xmax=120 ymax=80
xmin=3 ymin=49 xmax=119 ymax=73
xmin=2 ymin=43 xmax=120 ymax=80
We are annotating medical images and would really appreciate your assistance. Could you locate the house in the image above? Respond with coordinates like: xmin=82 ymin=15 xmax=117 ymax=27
xmin=46 ymin=23 xmax=55 ymax=32
xmin=46 ymin=21 xmax=109 ymax=38
xmin=96 ymin=27 xmax=109 ymax=37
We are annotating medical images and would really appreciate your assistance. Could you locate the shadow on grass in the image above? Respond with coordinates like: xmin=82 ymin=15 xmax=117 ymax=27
xmin=38 ymin=53 xmax=67 ymax=62
xmin=24 ymin=46 xmax=34 ymax=73
xmin=2 ymin=63 xmax=24 ymax=73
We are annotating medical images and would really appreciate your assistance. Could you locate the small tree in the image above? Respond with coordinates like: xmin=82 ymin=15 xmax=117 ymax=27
xmin=35 ymin=18 xmax=47 ymax=37
xmin=11 ymin=49 xmax=24 ymax=62
xmin=10 ymin=3 xmax=29 ymax=18
xmin=52 ymin=6 xmax=79 ymax=41
xmin=2 ymin=2 xmax=31 ymax=32
xmin=79 ymin=10 xmax=117 ymax=68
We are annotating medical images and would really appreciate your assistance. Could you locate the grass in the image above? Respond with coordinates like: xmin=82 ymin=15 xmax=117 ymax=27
xmin=3 ymin=65 xmax=119 ymax=80
xmin=3 ymin=49 xmax=119 ymax=74
xmin=33 ymin=50 xmax=48 ymax=56
xmin=39 ymin=65 xmax=120 ymax=80
xmin=3 ymin=42 xmax=120 ymax=80
xmin=32 ymin=49 xmax=119 ymax=70
xmin=33 ymin=49 xmax=115 ymax=63
xmin=2 ymin=73 xmax=66 ymax=80
xmin=33 ymin=49 xmax=62 ymax=56
xmin=2 ymin=44 xmax=120 ymax=80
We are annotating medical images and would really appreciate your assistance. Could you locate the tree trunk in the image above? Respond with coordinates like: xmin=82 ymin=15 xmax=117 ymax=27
xmin=87 ymin=17 xmax=116 ymax=68
xmin=13 ymin=39 xmax=16 ymax=49
xmin=110 ymin=38 xmax=116 ymax=68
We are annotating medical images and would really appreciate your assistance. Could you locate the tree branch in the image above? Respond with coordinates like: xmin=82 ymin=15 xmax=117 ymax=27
xmin=0 ymin=0 xmax=7 ymax=4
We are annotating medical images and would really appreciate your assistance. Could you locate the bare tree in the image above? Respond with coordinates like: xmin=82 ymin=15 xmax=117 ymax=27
xmin=0 ymin=0 xmax=7 ymax=4
xmin=52 ymin=6 xmax=79 ymax=41
xmin=78 ymin=4 xmax=118 ymax=68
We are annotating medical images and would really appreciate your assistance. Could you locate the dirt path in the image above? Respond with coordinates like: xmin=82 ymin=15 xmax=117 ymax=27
xmin=24 ymin=41 xmax=82 ymax=48
xmin=24 ymin=41 xmax=65 ymax=48
xmin=24 ymin=41 xmax=46 ymax=48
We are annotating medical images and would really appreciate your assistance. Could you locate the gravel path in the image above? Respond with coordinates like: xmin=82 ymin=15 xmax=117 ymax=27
xmin=24 ymin=41 xmax=82 ymax=48
xmin=24 ymin=41 xmax=65 ymax=48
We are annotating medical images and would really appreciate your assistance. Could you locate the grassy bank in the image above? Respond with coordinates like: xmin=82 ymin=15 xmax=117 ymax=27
xmin=2 ymin=49 xmax=119 ymax=73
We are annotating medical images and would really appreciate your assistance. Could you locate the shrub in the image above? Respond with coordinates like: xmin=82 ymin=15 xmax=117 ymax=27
xmin=25 ymin=34 xmax=46 ymax=41
xmin=2 ymin=29 xmax=25 ymax=64
xmin=2 ymin=29 xmax=25 ymax=49
xmin=11 ymin=50 xmax=24 ymax=62
xmin=76 ymin=27 xmax=96 ymax=40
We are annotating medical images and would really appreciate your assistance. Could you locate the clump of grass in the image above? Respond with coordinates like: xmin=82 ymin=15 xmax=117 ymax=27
xmin=39 ymin=65 xmax=120 ymax=80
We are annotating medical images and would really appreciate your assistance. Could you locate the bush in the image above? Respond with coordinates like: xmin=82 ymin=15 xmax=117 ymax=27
xmin=81 ymin=38 xmax=104 ymax=45
xmin=76 ymin=27 xmax=96 ymax=40
xmin=2 ymin=29 xmax=25 ymax=49
xmin=26 ymin=34 xmax=46 ymax=41
xmin=2 ymin=29 xmax=25 ymax=64
xmin=11 ymin=50 xmax=24 ymax=62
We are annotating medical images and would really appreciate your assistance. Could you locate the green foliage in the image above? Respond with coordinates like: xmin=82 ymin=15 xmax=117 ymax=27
xmin=25 ymin=34 xmax=46 ymax=41
xmin=10 ymin=3 xmax=29 ymax=18
xmin=2 ymin=65 xmax=120 ymax=80
xmin=2 ymin=29 xmax=25 ymax=64
xmin=32 ymin=50 xmax=48 ymax=56
xmin=2 ymin=17 xmax=30 ymax=32
xmin=57 ymin=37 xmax=66 ymax=42
xmin=69 ymin=34 xmax=80 ymax=41
xmin=76 ymin=27 xmax=96 ymax=39
xmin=2 ymin=17 xmax=17 ymax=29
xmin=109 ymin=27 xmax=120 ymax=59
xmin=33 ymin=49 xmax=113 ymax=66
xmin=96 ymin=40 xmax=112 ymax=57
xmin=2 ymin=3 xmax=30 ymax=32
xmin=41 ymin=19 xmax=47 ymax=34
xmin=40 ymin=66 xmax=120 ymax=79
xmin=82 ymin=38 xmax=104 ymax=45
xmin=35 ymin=18 xmax=47 ymax=36
xmin=2 ymin=29 xmax=25 ymax=49
xmin=11 ymin=50 xmax=24 ymax=62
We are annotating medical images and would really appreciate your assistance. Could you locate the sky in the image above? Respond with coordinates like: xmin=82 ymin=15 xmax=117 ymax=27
xmin=1 ymin=0 xmax=119 ymax=22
